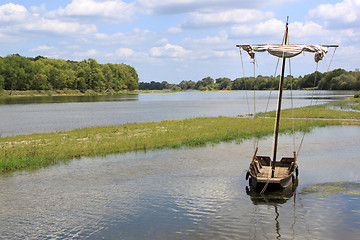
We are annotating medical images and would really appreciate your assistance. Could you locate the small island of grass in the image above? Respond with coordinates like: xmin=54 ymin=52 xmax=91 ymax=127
xmin=1 ymin=99 xmax=359 ymax=174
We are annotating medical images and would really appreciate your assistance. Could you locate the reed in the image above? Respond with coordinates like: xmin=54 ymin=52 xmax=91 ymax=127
xmin=0 ymin=117 xmax=336 ymax=173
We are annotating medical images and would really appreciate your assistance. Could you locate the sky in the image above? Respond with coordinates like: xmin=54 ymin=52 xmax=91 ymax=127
xmin=0 ymin=0 xmax=359 ymax=83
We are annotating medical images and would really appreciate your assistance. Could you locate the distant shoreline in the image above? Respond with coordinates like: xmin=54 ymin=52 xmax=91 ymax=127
xmin=0 ymin=89 xmax=358 ymax=99
xmin=0 ymin=89 xmax=170 ymax=98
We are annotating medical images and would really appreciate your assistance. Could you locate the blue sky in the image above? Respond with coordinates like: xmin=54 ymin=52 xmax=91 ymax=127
xmin=1 ymin=0 xmax=359 ymax=83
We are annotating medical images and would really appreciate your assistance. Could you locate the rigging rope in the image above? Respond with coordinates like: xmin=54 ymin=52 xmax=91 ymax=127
xmin=297 ymin=62 xmax=319 ymax=156
xmin=289 ymin=58 xmax=296 ymax=153
xmin=239 ymin=48 xmax=252 ymax=118
xmin=287 ymin=33 xmax=296 ymax=153
xmin=327 ymin=47 xmax=337 ymax=72
xmin=297 ymin=47 xmax=337 ymax=156
xmin=239 ymin=48 xmax=256 ymax=152
xmin=253 ymin=58 xmax=257 ymax=151
xmin=255 ymin=40 xmax=284 ymax=150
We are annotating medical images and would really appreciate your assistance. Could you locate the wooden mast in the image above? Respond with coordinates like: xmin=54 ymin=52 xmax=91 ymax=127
xmin=271 ymin=17 xmax=289 ymax=178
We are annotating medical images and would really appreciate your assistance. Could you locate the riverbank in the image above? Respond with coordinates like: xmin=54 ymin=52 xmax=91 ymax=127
xmin=0 ymin=89 xmax=179 ymax=98
xmin=0 ymin=89 xmax=140 ymax=98
xmin=1 ymin=99 xmax=359 ymax=174
xmin=2 ymin=89 xmax=357 ymax=99
xmin=257 ymin=98 xmax=360 ymax=119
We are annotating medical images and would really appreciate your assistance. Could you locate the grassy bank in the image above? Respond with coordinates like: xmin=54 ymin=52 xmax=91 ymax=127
xmin=1 ymin=99 xmax=359 ymax=174
xmin=0 ymin=117 xmax=335 ymax=173
xmin=257 ymin=98 xmax=360 ymax=120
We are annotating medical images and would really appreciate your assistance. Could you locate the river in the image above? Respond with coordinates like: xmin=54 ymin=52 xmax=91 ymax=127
xmin=0 ymin=90 xmax=355 ymax=136
xmin=0 ymin=91 xmax=359 ymax=239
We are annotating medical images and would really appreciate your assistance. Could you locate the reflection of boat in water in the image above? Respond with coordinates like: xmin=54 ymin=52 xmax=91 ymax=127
xmin=238 ymin=17 xmax=338 ymax=192
xmin=246 ymin=177 xmax=298 ymax=205
xmin=246 ymin=178 xmax=298 ymax=239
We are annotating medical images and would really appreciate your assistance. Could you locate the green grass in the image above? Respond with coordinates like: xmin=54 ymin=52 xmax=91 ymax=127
xmin=256 ymin=98 xmax=360 ymax=120
xmin=300 ymin=182 xmax=360 ymax=197
xmin=1 ymin=99 xmax=359 ymax=174
xmin=0 ymin=117 xmax=333 ymax=173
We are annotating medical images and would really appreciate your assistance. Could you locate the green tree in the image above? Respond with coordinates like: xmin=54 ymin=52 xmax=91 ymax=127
xmin=298 ymin=71 xmax=323 ymax=89
xmin=215 ymin=77 xmax=232 ymax=90
xmin=318 ymin=68 xmax=347 ymax=90
xmin=195 ymin=77 xmax=214 ymax=90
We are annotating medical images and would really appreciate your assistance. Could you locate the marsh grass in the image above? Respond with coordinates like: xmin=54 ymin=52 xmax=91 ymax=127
xmin=256 ymin=98 xmax=360 ymax=120
xmin=0 ymin=117 xmax=333 ymax=173
xmin=299 ymin=182 xmax=360 ymax=197
xmin=1 ymin=99 xmax=359 ymax=173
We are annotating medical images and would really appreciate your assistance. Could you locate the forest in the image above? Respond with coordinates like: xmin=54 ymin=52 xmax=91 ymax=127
xmin=1 ymin=54 xmax=359 ymax=93
xmin=139 ymin=68 xmax=360 ymax=91
xmin=0 ymin=54 xmax=139 ymax=92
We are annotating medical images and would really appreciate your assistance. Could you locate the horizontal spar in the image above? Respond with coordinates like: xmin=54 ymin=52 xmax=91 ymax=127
xmin=236 ymin=44 xmax=339 ymax=48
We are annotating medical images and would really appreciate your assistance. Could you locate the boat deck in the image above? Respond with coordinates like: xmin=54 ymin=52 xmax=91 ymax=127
xmin=256 ymin=166 xmax=290 ymax=181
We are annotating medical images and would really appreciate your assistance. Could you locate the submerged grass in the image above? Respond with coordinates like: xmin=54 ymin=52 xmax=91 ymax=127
xmin=300 ymin=182 xmax=360 ymax=197
xmin=0 ymin=99 xmax=359 ymax=174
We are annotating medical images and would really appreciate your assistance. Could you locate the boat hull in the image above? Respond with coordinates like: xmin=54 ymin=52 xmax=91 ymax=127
xmin=249 ymin=174 xmax=293 ymax=190
xmin=248 ymin=155 xmax=297 ymax=191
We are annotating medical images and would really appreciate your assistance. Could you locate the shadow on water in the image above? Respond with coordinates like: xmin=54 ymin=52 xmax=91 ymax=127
xmin=0 ymin=94 xmax=138 ymax=104
xmin=246 ymin=179 xmax=298 ymax=240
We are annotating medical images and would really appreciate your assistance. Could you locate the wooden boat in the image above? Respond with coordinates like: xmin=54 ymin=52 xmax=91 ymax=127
xmin=238 ymin=17 xmax=338 ymax=192
xmin=246 ymin=176 xmax=298 ymax=205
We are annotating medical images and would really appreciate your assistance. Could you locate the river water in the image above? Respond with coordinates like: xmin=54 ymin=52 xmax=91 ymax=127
xmin=0 ymin=91 xmax=359 ymax=239
xmin=0 ymin=90 xmax=354 ymax=136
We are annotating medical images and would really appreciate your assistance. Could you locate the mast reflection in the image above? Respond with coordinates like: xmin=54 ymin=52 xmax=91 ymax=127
xmin=246 ymin=178 xmax=298 ymax=240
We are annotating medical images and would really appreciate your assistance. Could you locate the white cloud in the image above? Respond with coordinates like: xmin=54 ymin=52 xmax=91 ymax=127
xmin=0 ymin=2 xmax=98 ymax=38
xmin=309 ymin=0 xmax=360 ymax=24
xmin=29 ymin=45 xmax=57 ymax=53
xmin=231 ymin=18 xmax=284 ymax=38
xmin=179 ymin=31 xmax=233 ymax=61
xmin=332 ymin=45 xmax=360 ymax=70
xmin=337 ymin=45 xmax=360 ymax=57
xmin=116 ymin=48 xmax=135 ymax=57
xmin=0 ymin=3 xmax=28 ymax=24
xmin=183 ymin=31 xmax=228 ymax=46
xmin=28 ymin=45 xmax=65 ymax=59
xmin=182 ymin=9 xmax=274 ymax=28
xmin=136 ymin=0 xmax=293 ymax=15
xmin=94 ymin=29 xmax=155 ymax=45
xmin=74 ymin=49 xmax=100 ymax=59
xmin=231 ymin=19 xmax=340 ymax=46
xmin=212 ymin=50 xmax=237 ymax=58
xmin=155 ymin=38 xmax=169 ymax=45
xmin=289 ymin=21 xmax=328 ymax=38
xmin=0 ymin=32 xmax=20 ymax=43
xmin=150 ymin=43 xmax=191 ymax=58
xmin=168 ymin=25 xmax=183 ymax=34
xmin=23 ymin=18 xmax=97 ymax=35
xmin=52 ymin=0 xmax=135 ymax=22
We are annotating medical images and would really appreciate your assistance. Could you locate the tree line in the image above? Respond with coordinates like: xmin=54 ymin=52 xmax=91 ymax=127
xmin=0 ymin=54 xmax=139 ymax=92
xmin=1 ymin=55 xmax=358 ymax=93
xmin=139 ymin=68 xmax=360 ymax=91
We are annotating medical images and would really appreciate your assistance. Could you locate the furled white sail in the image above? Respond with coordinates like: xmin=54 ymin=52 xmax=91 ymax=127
xmin=238 ymin=44 xmax=329 ymax=62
